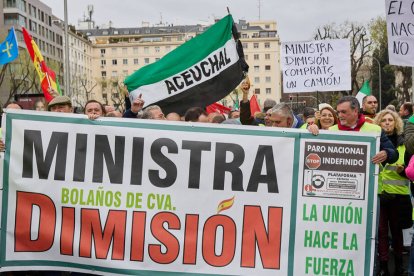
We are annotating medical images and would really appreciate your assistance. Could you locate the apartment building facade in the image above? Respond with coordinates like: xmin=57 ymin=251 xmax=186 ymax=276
xmin=0 ymin=0 xmax=64 ymax=104
xmin=1 ymin=1 xmax=281 ymax=111
xmin=239 ymin=20 xmax=281 ymax=106
xmin=66 ymin=26 xmax=93 ymax=108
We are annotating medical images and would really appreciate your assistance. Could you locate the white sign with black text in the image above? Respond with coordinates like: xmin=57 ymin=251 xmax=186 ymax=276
xmin=281 ymin=39 xmax=351 ymax=93
xmin=385 ymin=0 xmax=414 ymax=66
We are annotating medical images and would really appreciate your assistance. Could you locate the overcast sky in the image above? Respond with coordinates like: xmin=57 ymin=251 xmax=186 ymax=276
xmin=42 ymin=0 xmax=385 ymax=42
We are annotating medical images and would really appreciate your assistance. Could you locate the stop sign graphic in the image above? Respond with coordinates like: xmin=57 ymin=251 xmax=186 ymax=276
xmin=305 ymin=153 xmax=321 ymax=169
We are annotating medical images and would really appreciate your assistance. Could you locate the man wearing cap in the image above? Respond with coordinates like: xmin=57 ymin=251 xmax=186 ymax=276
xmin=47 ymin=95 xmax=73 ymax=113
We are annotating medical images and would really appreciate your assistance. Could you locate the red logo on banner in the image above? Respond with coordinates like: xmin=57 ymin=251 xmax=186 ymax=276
xmin=305 ymin=153 xmax=321 ymax=169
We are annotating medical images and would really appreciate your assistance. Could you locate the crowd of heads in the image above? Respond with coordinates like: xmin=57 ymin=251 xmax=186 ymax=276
xmin=2 ymin=86 xmax=412 ymax=137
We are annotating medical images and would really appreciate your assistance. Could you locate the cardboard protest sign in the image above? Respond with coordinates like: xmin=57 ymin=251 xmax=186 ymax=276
xmin=281 ymin=39 xmax=351 ymax=93
xmin=386 ymin=0 xmax=414 ymax=66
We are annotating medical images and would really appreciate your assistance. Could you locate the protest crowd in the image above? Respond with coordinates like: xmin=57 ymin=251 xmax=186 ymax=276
xmin=0 ymin=76 xmax=414 ymax=276
xmin=2 ymin=4 xmax=414 ymax=275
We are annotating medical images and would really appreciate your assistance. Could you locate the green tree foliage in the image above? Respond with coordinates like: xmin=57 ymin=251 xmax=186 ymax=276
xmin=369 ymin=17 xmax=394 ymax=108
xmin=6 ymin=49 xmax=40 ymax=105
xmin=314 ymin=21 xmax=372 ymax=106
xmin=99 ymin=77 xmax=127 ymax=112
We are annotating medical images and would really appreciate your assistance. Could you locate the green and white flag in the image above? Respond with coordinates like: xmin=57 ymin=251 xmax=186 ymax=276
xmin=355 ymin=80 xmax=371 ymax=106
xmin=124 ymin=15 xmax=248 ymax=115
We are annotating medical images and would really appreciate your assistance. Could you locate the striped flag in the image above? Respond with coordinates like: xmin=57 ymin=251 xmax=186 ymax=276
xmin=124 ymin=14 xmax=249 ymax=115
xmin=22 ymin=27 xmax=61 ymax=102
xmin=355 ymin=80 xmax=371 ymax=107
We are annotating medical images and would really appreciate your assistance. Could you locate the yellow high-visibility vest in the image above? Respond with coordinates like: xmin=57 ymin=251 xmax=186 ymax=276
xmin=378 ymin=145 xmax=410 ymax=195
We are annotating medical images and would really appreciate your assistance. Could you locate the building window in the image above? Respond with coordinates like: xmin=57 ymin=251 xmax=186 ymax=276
xmin=245 ymin=55 xmax=248 ymax=60
xmin=155 ymin=58 xmax=160 ymax=61
xmin=144 ymin=58 xmax=150 ymax=64
xmin=122 ymin=48 xmax=127 ymax=54
xmin=265 ymin=65 xmax=271 ymax=70
xmin=255 ymin=88 xmax=260 ymax=94
xmin=101 ymin=71 xmax=106 ymax=78
xmin=114 ymin=30 xmax=119 ymax=35
xmin=265 ymin=54 xmax=271 ymax=60
xmin=266 ymin=76 xmax=271 ymax=83
xmin=144 ymin=47 xmax=149 ymax=54
xmin=29 ymin=21 xmax=37 ymax=32
xmin=123 ymin=59 xmax=128 ymax=65
xmin=134 ymin=58 xmax=139 ymax=65
xmin=254 ymin=43 xmax=259 ymax=49
xmin=242 ymin=43 xmax=248 ymax=49
xmin=265 ymin=42 xmax=270 ymax=48
xmin=155 ymin=47 xmax=160 ymax=53
xmin=254 ymin=77 xmax=260 ymax=83
xmin=254 ymin=66 xmax=259 ymax=72
xmin=133 ymin=47 xmax=138 ymax=54
xmin=265 ymin=24 xmax=270 ymax=29
xmin=242 ymin=33 xmax=248 ymax=38
xmin=112 ymin=59 xmax=117 ymax=65
xmin=101 ymin=60 xmax=106 ymax=66
xmin=112 ymin=48 xmax=117 ymax=53
xmin=111 ymin=71 xmax=118 ymax=77
xmin=254 ymin=54 xmax=259 ymax=60
xmin=266 ymin=88 xmax=271 ymax=94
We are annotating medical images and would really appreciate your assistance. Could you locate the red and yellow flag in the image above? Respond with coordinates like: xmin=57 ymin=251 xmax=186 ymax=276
xmin=22 ymin=27 xmax=61 ymax=102
xmin=217 ymin=196 xmax=235 ymax=214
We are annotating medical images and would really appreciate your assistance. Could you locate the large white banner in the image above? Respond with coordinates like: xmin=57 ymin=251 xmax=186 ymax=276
xmin=386 ymin=0 xmax=414 ymax=66
xmin=0 ymin=110 xmax=378 ymax=275
xmin=281 ymin=39 xmax=351 ymax=93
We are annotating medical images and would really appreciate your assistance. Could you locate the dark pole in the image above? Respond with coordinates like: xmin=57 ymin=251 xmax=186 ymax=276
xmin=296 ymin=93 xmax=299 ymax=110
xmin=64 ymin=0 xmax=70 ymax=96
xmin=316 ymin=91 xmax=319 ymax=108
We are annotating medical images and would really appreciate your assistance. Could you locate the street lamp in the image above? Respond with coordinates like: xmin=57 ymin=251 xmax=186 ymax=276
xmin=365 ymin=56 xmax=382 ymax=109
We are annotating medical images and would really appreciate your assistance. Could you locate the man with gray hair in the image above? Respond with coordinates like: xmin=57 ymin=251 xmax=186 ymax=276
xmin=268 ymin=103 xmax=304 ymax=128
xmin=141 ymin=105 xmax=166 ymax=120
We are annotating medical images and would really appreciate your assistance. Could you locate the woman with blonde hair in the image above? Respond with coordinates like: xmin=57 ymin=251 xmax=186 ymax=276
xmin=374 ymin=109 xmax=411 ymax=276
